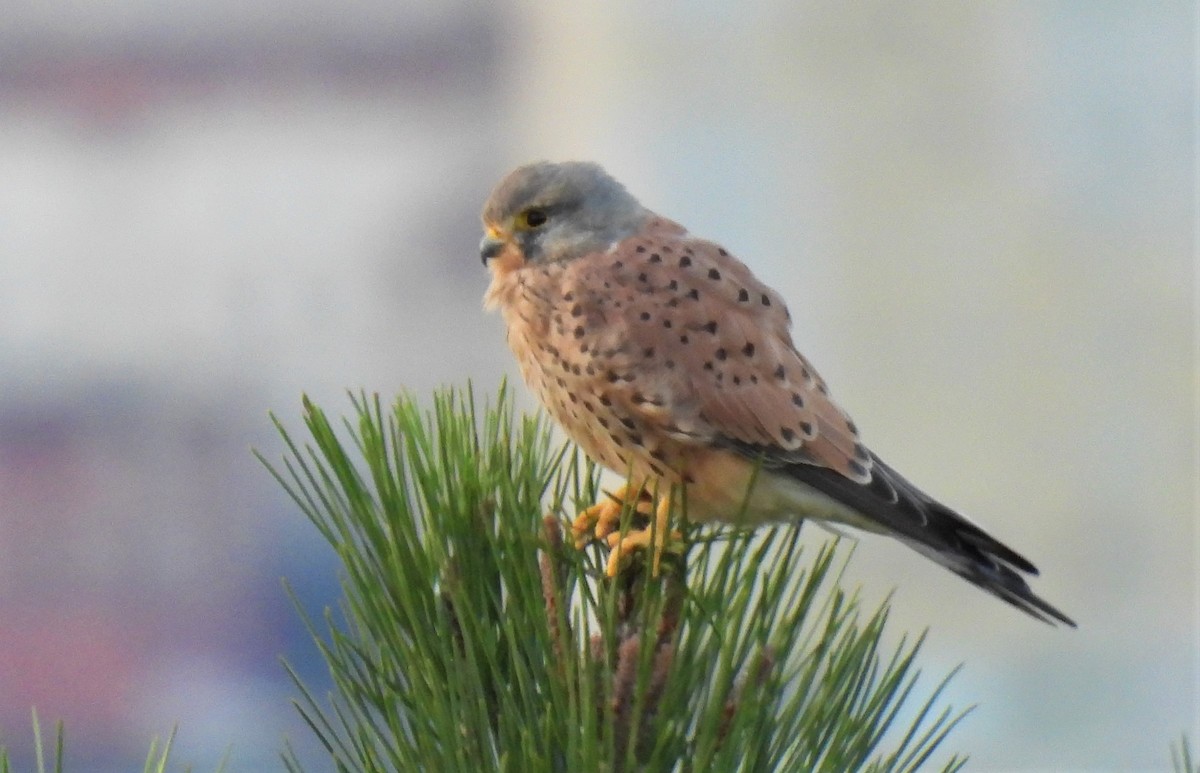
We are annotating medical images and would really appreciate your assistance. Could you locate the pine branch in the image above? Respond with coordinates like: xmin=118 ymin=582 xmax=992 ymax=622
xmin=1174 ymin=735 xmax=1199 ymax=773
xmin=261 ymin=382 xmax=972 ymax=772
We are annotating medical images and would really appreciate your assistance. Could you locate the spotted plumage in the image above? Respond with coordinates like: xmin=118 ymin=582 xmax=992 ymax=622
xmin=481 ymin=160 xmax=1073 ymax=626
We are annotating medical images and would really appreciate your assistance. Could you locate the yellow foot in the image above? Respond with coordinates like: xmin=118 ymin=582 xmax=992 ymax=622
xmin=571 ymin=485 xmax=682 ymax=577
xmin=570 ymin=484 xmax=651 ymax=548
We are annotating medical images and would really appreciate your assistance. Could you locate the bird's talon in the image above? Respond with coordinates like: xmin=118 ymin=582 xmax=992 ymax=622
xmin=604 ymin=528 xmax=684 ymax=577
xmin=570 ymin=508 xmax=602 ymax=549
xmin=572 ymin=485 xmax=634 ymax=547
xmin=572 ymin=484 xmax=681 ymax=576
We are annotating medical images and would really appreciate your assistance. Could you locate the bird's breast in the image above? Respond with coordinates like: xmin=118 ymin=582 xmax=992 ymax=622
xmin=492 ymin=264 xmax=686 ymax=484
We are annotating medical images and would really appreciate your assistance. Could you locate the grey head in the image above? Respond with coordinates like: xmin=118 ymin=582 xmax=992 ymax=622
xmin=480 ymin=161 xmax=650 ymax=267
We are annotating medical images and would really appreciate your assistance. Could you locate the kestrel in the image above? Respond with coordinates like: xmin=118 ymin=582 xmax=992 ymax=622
xmin=480 ymin=161 xmax=1074 ymax=627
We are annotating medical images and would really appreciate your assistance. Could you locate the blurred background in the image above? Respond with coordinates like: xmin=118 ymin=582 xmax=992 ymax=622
xmin=0 ymin=1 xmax=1192 ymax=770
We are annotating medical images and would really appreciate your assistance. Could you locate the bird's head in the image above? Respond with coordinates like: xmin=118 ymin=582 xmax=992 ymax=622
xmin=479 ymin=161 xmax=650 ymax=273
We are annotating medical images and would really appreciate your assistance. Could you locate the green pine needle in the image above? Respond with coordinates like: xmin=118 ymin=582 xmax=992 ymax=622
xmin=1174 ymin=735 xmax=1199 ymax=773
xmin=0 ymin=711 xmax=185 ymax=773
xmin=261 ymin=383 xmax=971 ymax=772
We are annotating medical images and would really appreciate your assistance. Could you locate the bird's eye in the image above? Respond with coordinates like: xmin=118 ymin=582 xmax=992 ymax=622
xmin=520 ymin=208 xmax=548 ymax=229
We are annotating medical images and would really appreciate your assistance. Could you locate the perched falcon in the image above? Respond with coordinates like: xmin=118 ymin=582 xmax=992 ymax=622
xmin=480 ymin=160 xmax=1074 ymax=626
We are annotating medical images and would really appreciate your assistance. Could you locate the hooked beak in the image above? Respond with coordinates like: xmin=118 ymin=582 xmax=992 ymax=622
xmin=479 ymin=233 xmax=506 ymax=266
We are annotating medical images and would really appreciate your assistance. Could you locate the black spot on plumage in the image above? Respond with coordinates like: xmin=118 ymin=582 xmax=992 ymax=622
xmin=737 ymin=288 xmax=750 ymax=302
xmin=732 ymin=375 xmax=741 ymax=385
xmin=638 ymin=272 xmax=648 ymax=283
xmin=799 ymin=421 xmax=813 ymax=436
xmin=847 ymin=420 xmax=859 ymax=435
xmin=707 ymin=268 xmax=721 ymax=280
xmin=599 ymin=394 xmax=612 ymax=406
xmin=718 ymin=248 xmax=728 ymax=256
xmin=774 ymin=364 xmax=786 ymax=380
xmin=613 ymin=260 xmax=623 ymax=269
xmin=598 ymin=417 xmax=610 ymax=429
xmin=639 ymin=311 xmax=651 ymax=321
xmin=791 ymin=392 xmax=804 ymax=408
xmin=568 ymin=392 xmax=579 ymax=403
xmin=667 ymin=279 xmax=678 ymax=290
xmin=663 ymin=319 xmax=673 ymax=328
xmin=679 ymin=256 xmax=692 ymax=267
xmin=679 ymin=334 xmax=690 ymax=344
xmin=703 ymin=361 xmax=714 ymax=371
xmin=620 ymin=416 xmax=637 ymax=430
xmin=626 ymin=432 xmax=644 ymax=446
xmin=667 ymin=298 xmax=680 ymax=308
xmin=761 ymin=294 xmax=771 ymax=306
xmin=643 ymin=347 xmax=655 ymax=358
xmin=742 ymin=342 xmax=755 ymax=357
xmin=649 ymin=253 xmax=662 ymax=263
xmin=571 ymin=364 xmax=582 ymax=376
xmin=635 ymin=245 xmax=646 ymax=253
xmin=686 ymin=288 xmax=700 ymax=300
xmin=848 ymin=459 xmax=869 ymax=478
xmin=662 ymin=245 xmax=673 ymax=253
xmin=703 ymin=320 xmax=718 ymax=334
xmin=564 ymin=292 xmax=575 ymax=302
xmin=715 ymin=348 xmax=728 ymax=360
xmin=780 ymin=427 xmax=796 ymax=443
xmin=665 ymin=359 xmax=676 ymax=369
xmin=817 ymin=383 xmax=829 ymax=395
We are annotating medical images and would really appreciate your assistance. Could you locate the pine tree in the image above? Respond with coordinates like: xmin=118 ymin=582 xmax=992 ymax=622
xmin=261 ymin=383 xmax=969 ymax=772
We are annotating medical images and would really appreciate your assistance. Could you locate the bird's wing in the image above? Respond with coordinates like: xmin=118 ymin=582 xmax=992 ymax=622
xmin=571 ymin=221 xmax=873 ymax=484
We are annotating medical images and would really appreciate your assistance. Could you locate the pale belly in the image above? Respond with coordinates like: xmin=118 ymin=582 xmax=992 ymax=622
xmin=680 ymin=450 xmax=878 ymax=531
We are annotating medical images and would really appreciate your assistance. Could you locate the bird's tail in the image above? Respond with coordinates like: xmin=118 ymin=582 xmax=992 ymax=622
xmin=783 ymin=455 xmax=1076 ymax=627
xmin=894 ymin=498 xmax=1076 ymax=627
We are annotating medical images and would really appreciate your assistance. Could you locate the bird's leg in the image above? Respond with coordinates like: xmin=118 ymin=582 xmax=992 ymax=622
xmin=572 ymin=484 xmax=684 ymax=577
xmin=571 ymin=484 xmax=654 ymax=549
xmin=603 ymin=492 xmax=682 ymax=578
